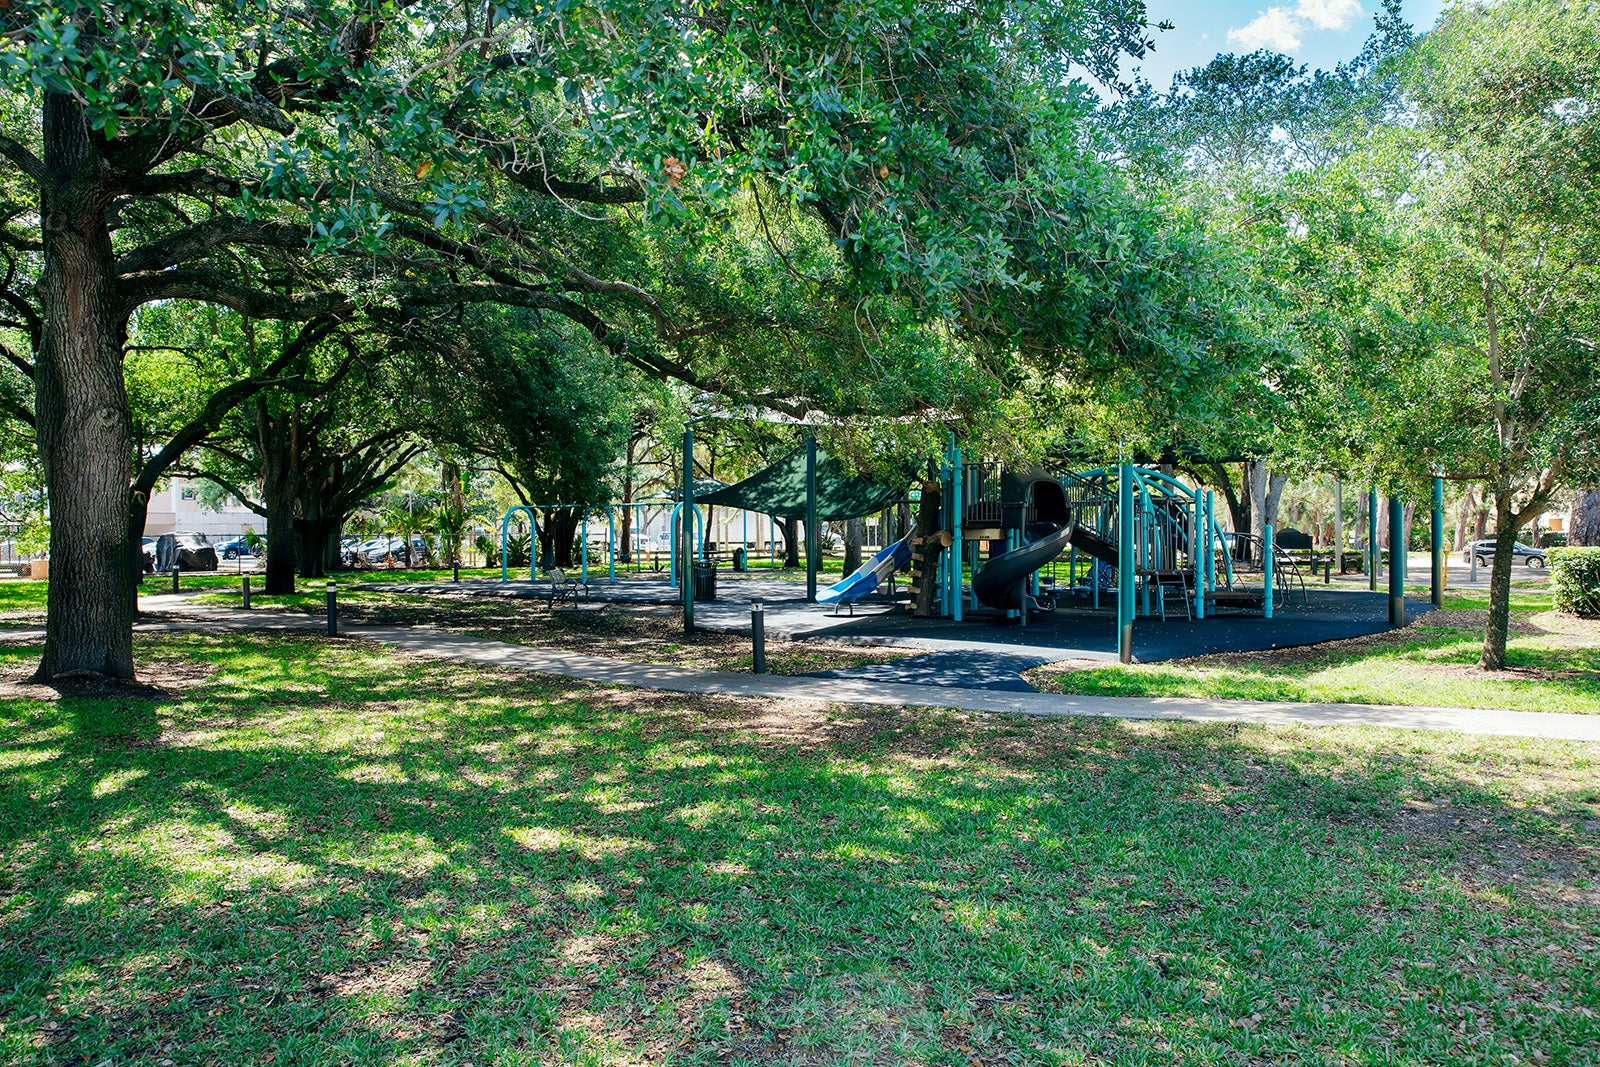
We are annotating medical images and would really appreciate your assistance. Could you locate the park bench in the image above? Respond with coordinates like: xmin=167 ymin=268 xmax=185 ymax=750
xmin=546 ymin=567 xmax=588 ymax=607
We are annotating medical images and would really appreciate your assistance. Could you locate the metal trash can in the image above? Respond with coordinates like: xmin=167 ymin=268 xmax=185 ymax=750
xmin=693 ymin=560 xmax=717 ymax=600
xmin=733 ymin=547 xmax=748 ymax=572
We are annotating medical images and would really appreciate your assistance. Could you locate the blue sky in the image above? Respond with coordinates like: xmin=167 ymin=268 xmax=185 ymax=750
xmin=1121 ymin=0 xmax=1448 ymax=89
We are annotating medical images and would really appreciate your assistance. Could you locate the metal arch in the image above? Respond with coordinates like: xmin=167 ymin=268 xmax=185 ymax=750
xmin=1063 ymin=465 xmax=1234 ymax=589
xmin=500 ymin=505 xmax=540 ymax=582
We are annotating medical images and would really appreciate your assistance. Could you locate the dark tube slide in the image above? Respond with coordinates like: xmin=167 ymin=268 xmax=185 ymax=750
xmin=972 ymin=523 xmax=1076 ymax=612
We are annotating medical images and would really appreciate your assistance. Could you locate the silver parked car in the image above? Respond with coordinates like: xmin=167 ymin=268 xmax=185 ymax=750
xmin=1463 ymin=538 xmax=1547 ymax=569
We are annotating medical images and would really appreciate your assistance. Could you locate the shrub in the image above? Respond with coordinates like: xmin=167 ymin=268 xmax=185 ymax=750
xmin=505 ymin=532 xmax=532 ymax=570
xmin=1550 ymin=547 xmax=1600 ymax=617
xmin=474 ymin=533 xmax=499 ymax=567
xmin=1542 ymin=532 xmax=1569 ymax=549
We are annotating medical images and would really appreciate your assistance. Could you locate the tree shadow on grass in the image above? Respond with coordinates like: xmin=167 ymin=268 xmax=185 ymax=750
xmin=2 ymin=631 xmax=1597 ymax=1065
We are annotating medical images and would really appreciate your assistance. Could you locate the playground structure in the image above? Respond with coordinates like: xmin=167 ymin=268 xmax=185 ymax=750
xmin=491 ymin=430 xmax=1449 ymax=664
xmin=923 ymin=457 xmax=1243 ymax=655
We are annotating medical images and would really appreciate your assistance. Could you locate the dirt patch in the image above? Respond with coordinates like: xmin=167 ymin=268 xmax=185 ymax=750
xmin=1388 ymin=799 xmax=1600 ymax=907
xmin=1414 ymin=608 xmax=1528 ymax=632
xmin=0 ymin=657 xmax=213 ymax=703
xmin=327 ymin=593 xmax=920 ymax=675
xmin=1527 ymin=610 xmax=1600 ymax=641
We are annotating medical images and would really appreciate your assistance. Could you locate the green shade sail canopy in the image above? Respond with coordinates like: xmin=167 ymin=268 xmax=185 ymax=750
xmin=666 ymin=478 xmax=730 ymax=501
xmin=697 ymin=445 xmax=903 ymax=520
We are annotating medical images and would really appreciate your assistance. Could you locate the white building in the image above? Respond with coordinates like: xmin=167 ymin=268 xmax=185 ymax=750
xmin=144 ymin=478 xmax=261 ymax=540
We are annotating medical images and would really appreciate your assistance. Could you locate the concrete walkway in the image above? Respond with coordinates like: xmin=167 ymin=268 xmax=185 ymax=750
xmin=82 ymin=603 xmax=1600 ymax=742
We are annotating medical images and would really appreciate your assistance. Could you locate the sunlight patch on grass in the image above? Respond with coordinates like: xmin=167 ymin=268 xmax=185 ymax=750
xmin=339 ymin=761 xmax=410 ymax=785
xmin=110 ymin=818 xmax=317 ymax=899
xmin=91 ymin=768 xmax=148 ymax=798
xmin=0 ymin=744 xmax=61 ymax=773
xmin=503 ymin=825 xmax=655 ymax=860
xmin=330 ymin=831 xmax=451 ymax=875
xmin=1033 ymin=623 xmax=1600 ymax=714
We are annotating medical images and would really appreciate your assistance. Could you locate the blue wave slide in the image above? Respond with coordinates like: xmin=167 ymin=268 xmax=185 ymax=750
xmin=816 ymin=533 xmax=914 ymax=605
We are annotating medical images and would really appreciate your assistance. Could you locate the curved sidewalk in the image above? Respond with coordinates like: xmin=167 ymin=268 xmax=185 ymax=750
xmin=112 ymin=605 xmax=1600 ymax=742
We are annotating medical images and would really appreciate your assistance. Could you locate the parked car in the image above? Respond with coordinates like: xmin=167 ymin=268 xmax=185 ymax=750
xmin=343 ymin=537 xmax=388 ymax=566
xmin=215 ymin=535 xmax=263 ymax=560
xmin=365 ymin=537 xmax=407 ymax=563
xmin=1464 ymin=538 xmax=1547 ymax=569
xmin=141 ymin=536 xmax=156 ymax=572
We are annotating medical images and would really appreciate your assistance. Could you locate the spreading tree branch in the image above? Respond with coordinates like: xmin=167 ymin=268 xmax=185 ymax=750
xmin=0 ymin=338 xmax=35 ymax=380
xmin=181 ymin=470 xmax=268 ymax=518
xmin=116 ymin=218 xmax=310 ymax=275
xmin=119 ymin=270 xmax=352 ymax=319
xmin=397 ymin=281 xmax=624 ymax=353
xmin=0 ymin=136 xmax=44 ymax=182
xmin=131 ymin=317 xmax=342 ymax=497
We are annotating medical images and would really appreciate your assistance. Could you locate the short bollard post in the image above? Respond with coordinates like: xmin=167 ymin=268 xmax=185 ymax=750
xmin=751 ymin=599 xmax=766 ymax=674
xmin=453 ymin=558 xmax=460 ymax=582
xmin=1324 ymin=560 xmax=1332 ymax=584
xmin=326 ymin=581 xmax=338 ymax=636
xmin=171 ymin=566 xmax=180 ymax=594
xmin=242 ymin=575 xmax=251 ymax=610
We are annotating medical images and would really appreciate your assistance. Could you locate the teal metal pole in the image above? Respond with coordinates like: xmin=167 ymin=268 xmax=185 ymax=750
xmin=1389 ymin=493 xmax=1405 ymax=627
xmin=950 ymin=437 xmax=963 ymax=622
xmin=1007 ymin=525 xmax=1021 ymax=619
xmin=940 ymin=459 xmax=950 ymax=617
xmin=1193 ymin=489 xmax=1204 ymax=620
xmin=805 ymin=436 xmax=818 ymax=602
xmin=1431 ymin=476 xmax=1444 ymax=608
xmin=1139 ymin=494 xmax=1151 ymax=618
xmin=1118 ymin=463 xmax=1135 ymax=663
xmin=1368 ymin=485 xmax=1379 ymax=591
xmin=607 ymin=509 xmax=615 ymax=582
xmin=500 ymin=510 xmax=510 ymax=583
xmin=1205 ymin=490 xmax=1215 ymax=592
xmin=770 ymin=514 xmax=776 ymax=569
xmin=683 ymin=425 xmax=695 ymax=633
xmin=1264 ymin=521 xmax=1275 ymax=619
xmin=580 ymin=515 xmax=588 ymax=584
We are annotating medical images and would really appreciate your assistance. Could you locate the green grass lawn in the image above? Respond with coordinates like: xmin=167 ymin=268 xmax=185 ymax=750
xmin=1031 ymin=590 xmax=1600 ymax=715
xmin=2 ymin=631 xmax=1597 ymax=1064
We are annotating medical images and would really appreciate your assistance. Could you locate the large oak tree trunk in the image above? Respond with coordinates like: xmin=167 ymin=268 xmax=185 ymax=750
xmin=1247 ymin=461 xmax=1288 ymax=559
xmin=910 ymin=481 xmax=945 ymax=617
xmin=1571 ymin=490 xmax=1600 ymax=546
xmin=1480 ymin=495 xmax=1518 ymax=670
xmin=296 ymin=518 xmax=340 ymax=579
xmin=781 ymin=517 xmax=799 ymax=567
xmin=543 ymin=508 xmax=580 ymax=568
xmin=258 ymin=406 xmax=301 ymax=594
xmin=34 ymin=93 xmax=137 ymax=680
xmin=843 ymin=517 xmax=863 ymax=574
xmin=262 ymin=492 xmax=300 ymax=593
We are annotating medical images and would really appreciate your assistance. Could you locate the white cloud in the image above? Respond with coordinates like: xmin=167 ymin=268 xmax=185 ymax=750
xmin=1226 ymin=0 xmax=1364 ymax=53
xmin=1226 ymin=7 xmax=1304 ymax=51
xmin=1296 ymin=0 xmax=1363 ymax=31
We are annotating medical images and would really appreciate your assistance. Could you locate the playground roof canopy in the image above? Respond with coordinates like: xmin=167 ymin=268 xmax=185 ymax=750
xmin=696 ymin=445 xmax=902 ymax=521
xmin=666 ymin=478 xmax=729 ymax=501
